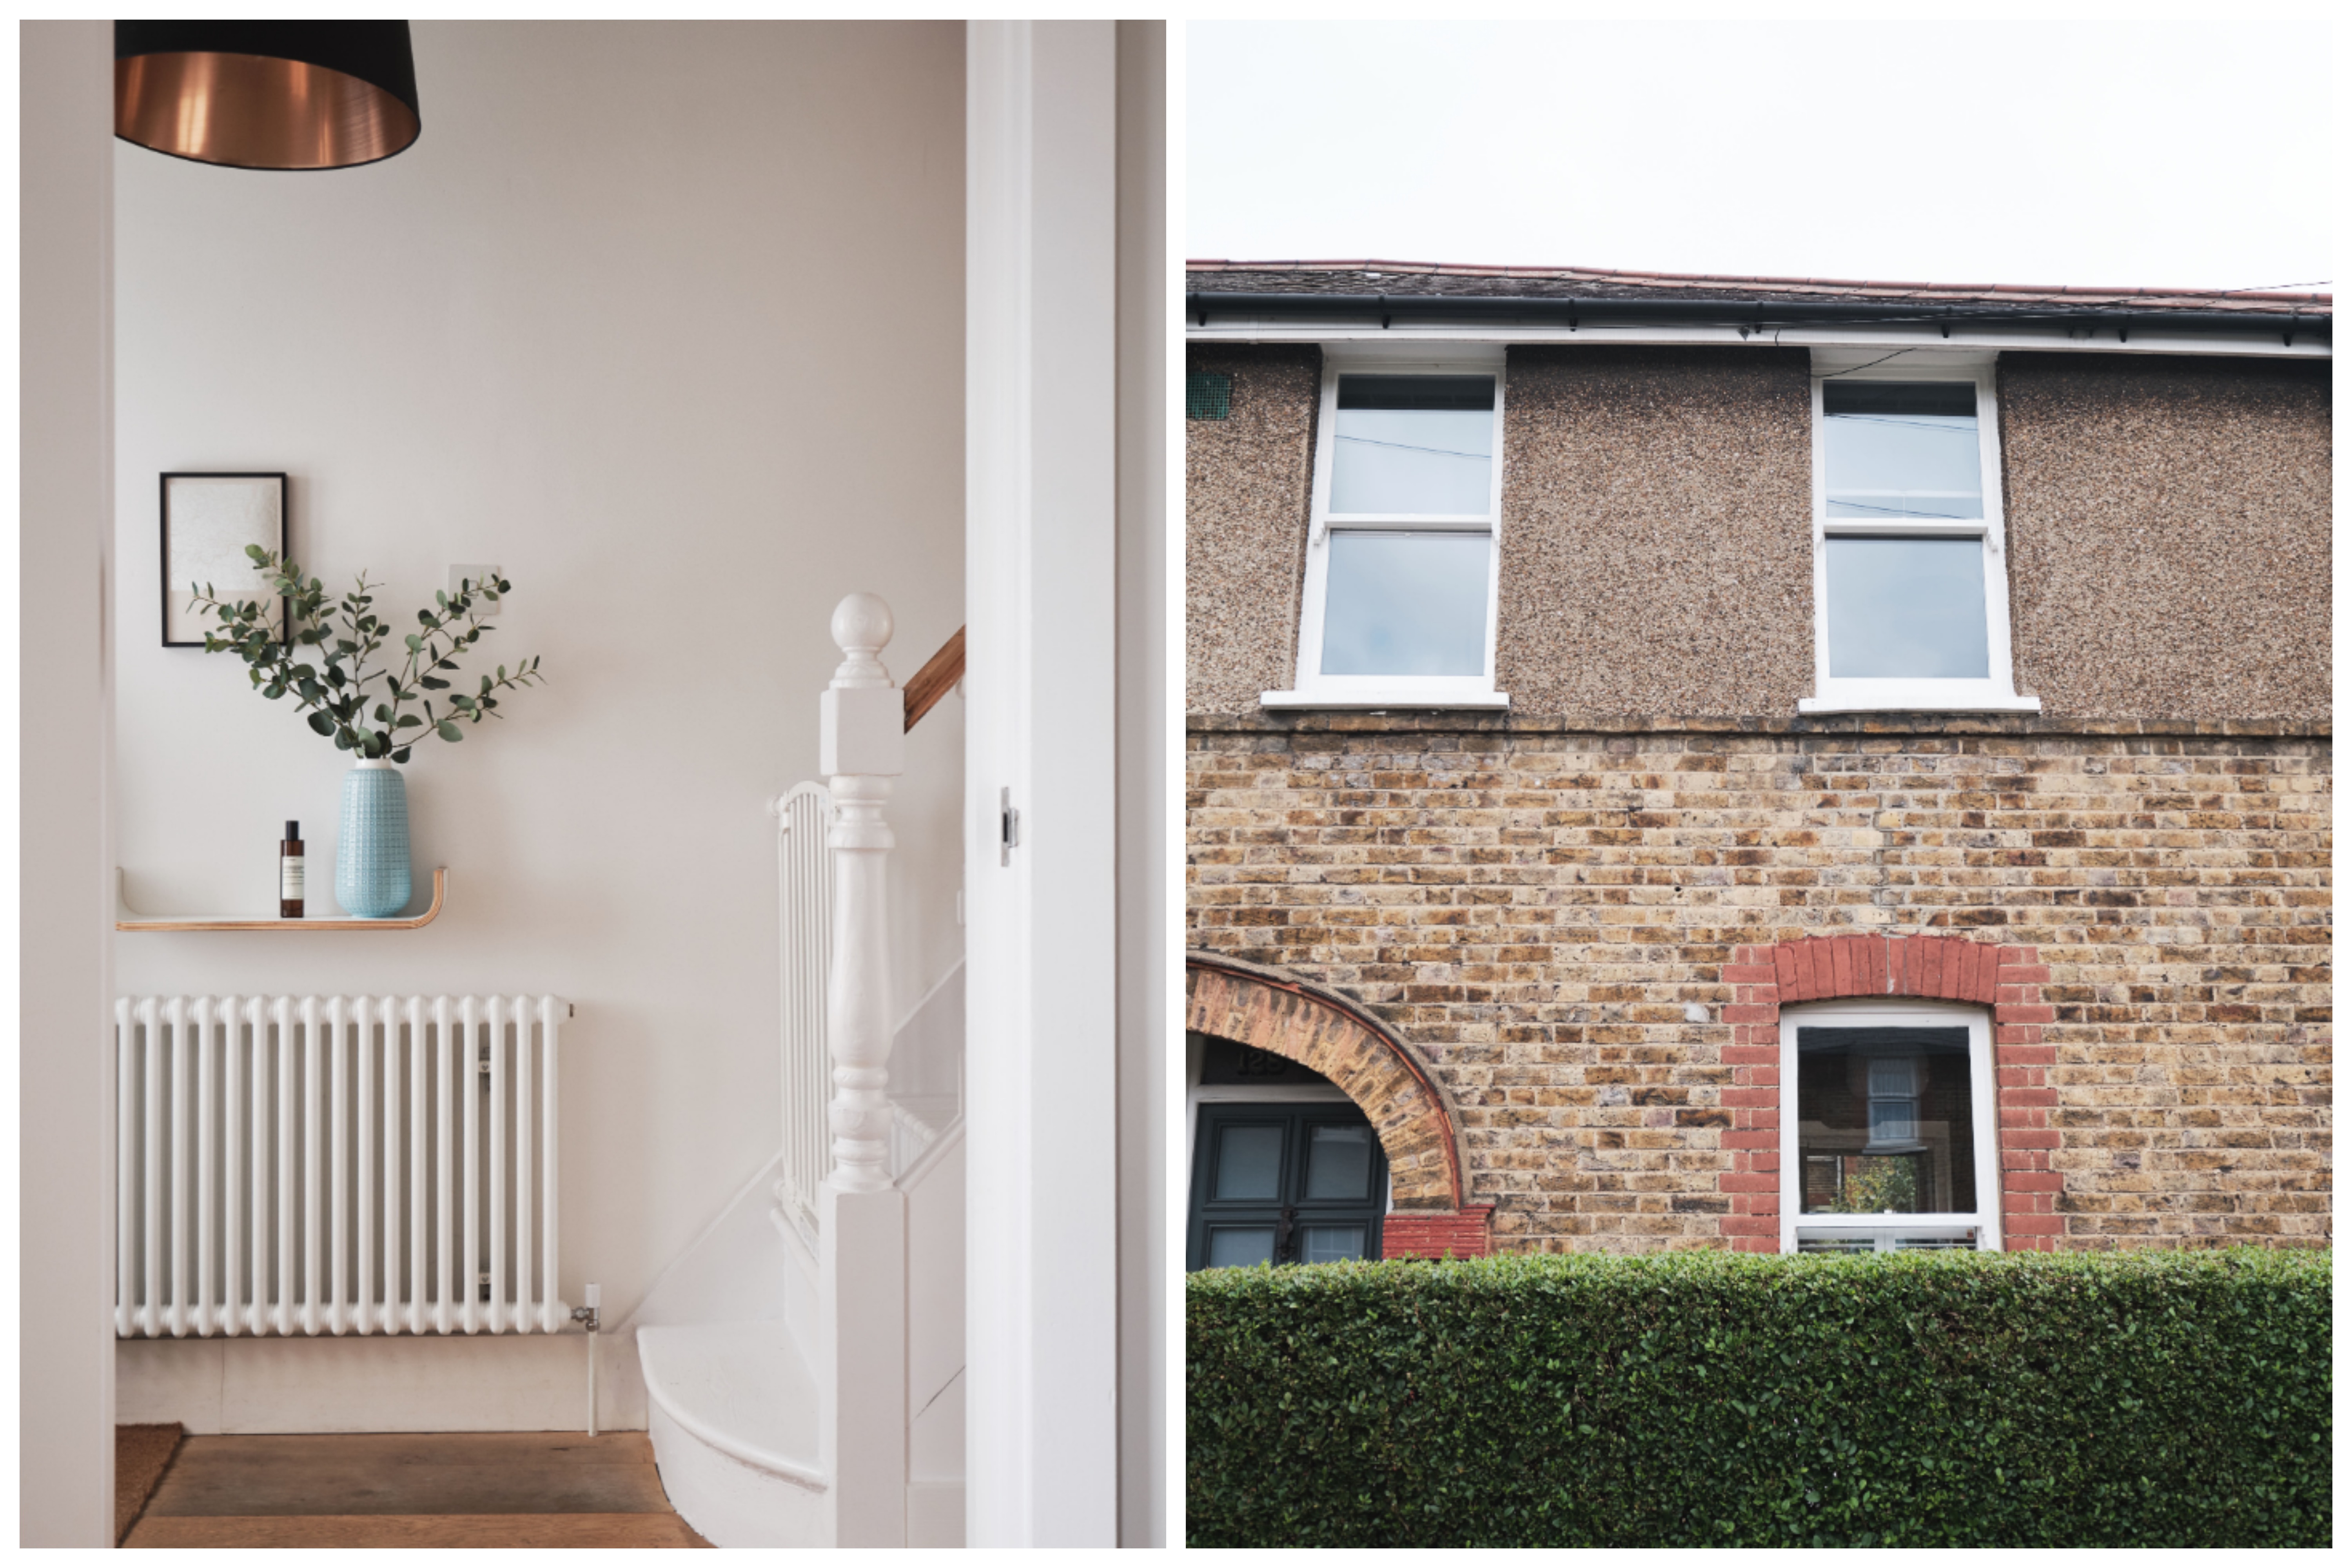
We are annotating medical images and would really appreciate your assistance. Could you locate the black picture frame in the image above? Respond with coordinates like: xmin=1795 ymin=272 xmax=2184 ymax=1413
xmin=161 ymin=471 xmax=289 ymax=648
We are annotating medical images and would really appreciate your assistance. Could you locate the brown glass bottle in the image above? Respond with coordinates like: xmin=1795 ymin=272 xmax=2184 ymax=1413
xmin=280 ymin=820 xmax=305 ymax=918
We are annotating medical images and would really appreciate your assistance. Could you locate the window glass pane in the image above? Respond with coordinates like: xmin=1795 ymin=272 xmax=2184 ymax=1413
xmin=1330 ymin=375 xmax=1495 ymax=515
xmin=1211 ymin=1124 xmax=1283 ymax=1201
xmin=1299 ymin=1225 xmax=1367 ymax=1264
xmin=1205 ymin=1227 xmax=1276 ymax=1269
xmin=1796 ymin=1026 xmax=1976 ymax=1216
xmin=1321 ymin=531 xmax=1489 ymax=676
xmin=1822 ymin=380 xmax=1982 ymax=519
xmin=1826 ymin=535 xmax=1989 ymax=679
xmin=1187 ymin=370 xmax=1232 ymax=421
xmin=1303 ymin=1124 xmax=1373 ymax=1200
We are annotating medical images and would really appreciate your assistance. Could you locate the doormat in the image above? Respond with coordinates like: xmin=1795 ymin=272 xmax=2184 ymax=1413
xmin=116 ymin=1423 xmax=184 ymax=1543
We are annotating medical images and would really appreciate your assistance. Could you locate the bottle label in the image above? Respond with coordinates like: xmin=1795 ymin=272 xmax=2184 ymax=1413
xmin=282 ymin=857 xmax=305 ymax=899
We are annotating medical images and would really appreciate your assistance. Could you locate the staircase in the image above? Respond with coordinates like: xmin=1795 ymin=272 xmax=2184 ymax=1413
xmin=633 ymin=596 xmax=964 ymax=1548
xmin=638 ymin=1322 xmax=824 ymax=1545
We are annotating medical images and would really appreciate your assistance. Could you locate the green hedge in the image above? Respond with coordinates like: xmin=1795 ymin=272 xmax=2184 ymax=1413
xmin=1187 ymin=1248 xmax=2330 ymax=1547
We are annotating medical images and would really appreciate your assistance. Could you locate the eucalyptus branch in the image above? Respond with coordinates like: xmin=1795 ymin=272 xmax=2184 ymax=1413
xmin=189 ymin=547 xmax=546 ymax=762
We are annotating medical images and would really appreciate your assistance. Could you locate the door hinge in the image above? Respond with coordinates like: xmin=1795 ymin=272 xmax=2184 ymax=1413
xmin=999 ymin=787 xmax=1020 ymax=867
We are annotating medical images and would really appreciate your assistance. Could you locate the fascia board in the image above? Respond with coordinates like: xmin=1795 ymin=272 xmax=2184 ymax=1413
xmin=1186 ymin=322 xmax=2330 ymax=360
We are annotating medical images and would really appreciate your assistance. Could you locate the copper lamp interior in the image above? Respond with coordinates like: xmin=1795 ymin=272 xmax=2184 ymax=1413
xmin=116 ymin=49 xmax=419 ymax=171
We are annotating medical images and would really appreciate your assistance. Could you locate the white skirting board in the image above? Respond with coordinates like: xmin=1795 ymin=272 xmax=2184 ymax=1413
xmin=117 ymin=1331 xmax=646 ymax=1434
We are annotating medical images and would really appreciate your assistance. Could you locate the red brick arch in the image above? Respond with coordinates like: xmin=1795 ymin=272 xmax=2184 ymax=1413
xmin=1720 ymin=933 xmax=2060 ymax=1253
xmin=1186 ymin=954 xmax=1492 ymax=1258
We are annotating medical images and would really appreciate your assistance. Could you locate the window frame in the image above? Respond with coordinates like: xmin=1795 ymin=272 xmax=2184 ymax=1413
xmin=1778 ymin=997 xmax=2004 ymax=1254
xmin=1186 ymin=1102 xmax=1390 ymax=1271
xmin=1261 ymin=343 xmax=1510 ymax=710
xmin=1184 ymin=1030 xmax=1386 ymax=1229
xmin=1798 ymin=352 xmax=2039 ymax=715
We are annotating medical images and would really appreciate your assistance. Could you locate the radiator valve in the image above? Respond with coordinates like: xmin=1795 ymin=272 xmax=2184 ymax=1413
xmin=574 ymin=1283 xmax=603 ymax=1439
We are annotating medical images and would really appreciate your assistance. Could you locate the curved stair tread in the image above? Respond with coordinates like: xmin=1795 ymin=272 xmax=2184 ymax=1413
xmin=637 ymin=1323 xmax=823 ymax=1488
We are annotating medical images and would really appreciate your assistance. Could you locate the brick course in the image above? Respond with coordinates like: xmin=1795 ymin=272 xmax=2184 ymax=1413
xmin=1186 ymin=717 xmax=2331 ymax=1252
xmin=1382 ymin=1206 xmax=1495 ymax=1260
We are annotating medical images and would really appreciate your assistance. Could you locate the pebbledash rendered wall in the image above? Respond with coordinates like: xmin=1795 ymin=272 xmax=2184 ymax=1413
xmin=1185 ymin=342 xmax=2331 ymax=1254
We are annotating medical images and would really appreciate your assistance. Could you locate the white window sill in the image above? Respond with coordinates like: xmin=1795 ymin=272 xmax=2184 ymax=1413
xmin=1261 ymin=689 xmax=1510 ymax=711
xmin=1799 ymin=681 xmax=2040 ymax=715
xmin=1786 ymin=1218 xmax=1993 ymax=1252
xmin=1788 ymin=1215 xmax=1982 ymax=1234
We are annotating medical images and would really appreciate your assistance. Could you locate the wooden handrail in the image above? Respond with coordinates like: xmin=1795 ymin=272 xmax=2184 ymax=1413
xmin=902 ymin=626 xmax=965 ymax=731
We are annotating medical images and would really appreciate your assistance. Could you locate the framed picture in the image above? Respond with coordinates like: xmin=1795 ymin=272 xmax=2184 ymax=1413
xmin=162 ymin=472 xmax=289 ymax=647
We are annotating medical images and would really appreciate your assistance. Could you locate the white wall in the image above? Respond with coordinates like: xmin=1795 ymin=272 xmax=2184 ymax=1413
xmin=20 ymin=18 xmax=119 ymax=1547
xmin=111 ymin=22 xmax=967 ymax=1333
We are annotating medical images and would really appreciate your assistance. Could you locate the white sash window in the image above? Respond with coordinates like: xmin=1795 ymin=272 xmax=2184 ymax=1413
xmin=1263 ymin=345 xmax=1508 ymax=710
xmin=1798 ymin=353 xmax=2038 ymax=714
xmin=1780 ymin=1000 xmax=2003 ymax=1253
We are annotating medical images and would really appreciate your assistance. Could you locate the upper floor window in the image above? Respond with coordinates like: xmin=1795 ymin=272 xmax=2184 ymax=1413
xmin=1262 ymin=347 xmax=1508 ymax=709
xmin=1800 ymin=356 xmax=2038 ymax=714
xmin=1779 ymin=1000 xmax=2002 ymax=1253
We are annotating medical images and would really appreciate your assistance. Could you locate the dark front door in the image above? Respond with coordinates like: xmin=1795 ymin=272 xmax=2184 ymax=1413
xmin=1187 ymin=1104 xmax=1387 ymax=1271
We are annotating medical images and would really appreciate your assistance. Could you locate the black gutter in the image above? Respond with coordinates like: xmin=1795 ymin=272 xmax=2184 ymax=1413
xmin=1187 ymin=290 xmax=2328 ymax=345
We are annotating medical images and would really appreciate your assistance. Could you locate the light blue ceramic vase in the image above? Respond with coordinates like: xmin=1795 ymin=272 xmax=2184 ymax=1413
xmin=337 ymin=760 xmax=412 ymax=918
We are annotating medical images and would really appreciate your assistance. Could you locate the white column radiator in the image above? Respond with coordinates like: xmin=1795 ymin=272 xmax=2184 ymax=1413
xmin=114 ymin=995 xmax=570 ymax=1338
xmin=775 ymin=782 xmax=834 ymax=1239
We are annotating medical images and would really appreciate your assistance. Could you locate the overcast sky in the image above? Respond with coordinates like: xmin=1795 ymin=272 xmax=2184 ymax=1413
xmin=1188 ymin=22 xmax=2330 ymax=293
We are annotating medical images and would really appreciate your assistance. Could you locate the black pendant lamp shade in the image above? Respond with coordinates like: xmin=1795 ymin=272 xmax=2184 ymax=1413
xmin=115 ymin=22 xmax=420 ymax=170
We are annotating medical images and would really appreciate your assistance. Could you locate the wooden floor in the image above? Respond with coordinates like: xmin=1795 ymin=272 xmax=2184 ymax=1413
xmin=122 ymin=1432 xmax=710 ymax=1549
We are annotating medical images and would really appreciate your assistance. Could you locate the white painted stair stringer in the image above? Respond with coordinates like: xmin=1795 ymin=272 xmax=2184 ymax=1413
xmin=632 ymin=1116 xmax=965 ymax=1546
xmin=901 ymin=1114 xmax=967 ymax=1545
xmin=628 ymin=960 xmax=964 ymax=1548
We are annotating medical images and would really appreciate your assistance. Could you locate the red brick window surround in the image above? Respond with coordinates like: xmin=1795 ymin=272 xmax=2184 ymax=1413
xmin=1722 ymin=935 xmax=2057 ymax=1253
xmin=1186 ymin=955 xmax=1494 ymax=1260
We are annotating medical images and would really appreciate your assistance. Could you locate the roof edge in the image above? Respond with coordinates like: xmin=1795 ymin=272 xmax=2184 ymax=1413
xmin=1185 ymin=259 xmax=2331 ymax=310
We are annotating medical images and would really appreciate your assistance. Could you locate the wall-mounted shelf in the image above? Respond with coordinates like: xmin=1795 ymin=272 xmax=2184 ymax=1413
xmin=115 ymin=867 xmax=447 ymax=931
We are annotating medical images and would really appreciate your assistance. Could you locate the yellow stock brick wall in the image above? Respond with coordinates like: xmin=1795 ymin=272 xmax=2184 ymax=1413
xmin=1185 ymin=715 xmax=2332 ymax=1252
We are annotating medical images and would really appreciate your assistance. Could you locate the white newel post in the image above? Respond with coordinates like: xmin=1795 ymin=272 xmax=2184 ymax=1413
xmin=816 ymin=592 xmax=907 ymax=1546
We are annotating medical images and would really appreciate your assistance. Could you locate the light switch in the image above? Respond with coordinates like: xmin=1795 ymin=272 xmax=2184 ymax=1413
xmin=448 ymin=564 xmax=502 ymax=614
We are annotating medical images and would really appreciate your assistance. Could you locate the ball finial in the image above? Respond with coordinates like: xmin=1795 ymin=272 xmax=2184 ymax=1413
xmin=831 ymin=592 xmax=894 ymax=656
xmin=828 ymin=592 xmax=895 ymax=688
